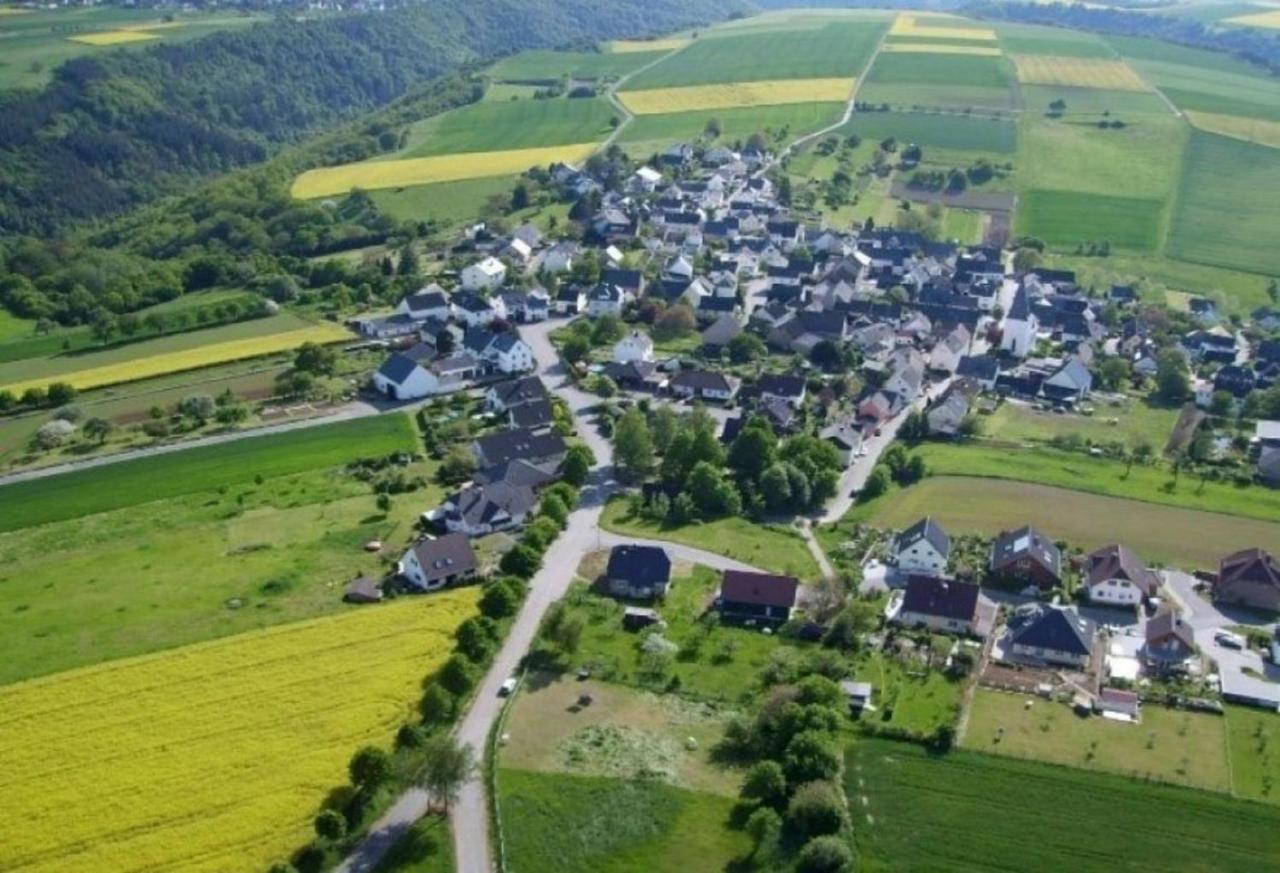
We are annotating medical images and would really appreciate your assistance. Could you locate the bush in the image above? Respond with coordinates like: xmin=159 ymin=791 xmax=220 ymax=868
xmin=787 ymin=781 xmax=847 ymax=838
xmin=348 ymin=746 xmax=391 ymax=791
xmin=314 ymin=809 xmax=346 ymax=841
xmin=740 ymin=759 xmax=787 ymax=809
xmin=437 ymin=654 xmax=476 ymax=697
xmin=499 ymin=543 xmax=542 ymax=579
xmin=796 ymin=836 xmax=854 ymax=873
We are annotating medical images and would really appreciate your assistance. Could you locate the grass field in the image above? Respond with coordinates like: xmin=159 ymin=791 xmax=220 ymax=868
xmin=0 ymin=591 xmax=477 ymax=873
xmin=622 ymin=21 xmax=884 ymax=89
xmin=962 ymin=689 xmax=1230 ymax=791
xmin=861 ymin=51 xmax=1015 ymax=109
xmin=609 ymin=37 xmax=690 ymax=53
xmin=881 ymin=42 xmax=1001 ymax=56
xmin=1224 ymin=706 xmax=1280 ymax=804
xmin=1011 ymin=54 xmax=1150 ymax=91
xmin=1167 ymin=130 xmax=1280 ymax=275
xmin=500 ymin=676 xmax=739 ymax=795
xmin=0 ymin=308 xmax=32 ymax=342
xmin=848 ymin=474 xmax=1280 ymax=569
xmin=1127 ymin=57 xmax=1280 ymax=122
xmin=984 ymin=399 xmax=1178 ymax=449
xmin=1185 ymin=109 xmax=1280 ymax=148
xmin=842 ymin=110 xmax=1016 ymax=154
xmin=369 ymin=174 xmax=520 ymax=225
xmin=396 ymin=97 xmax=617 ymax=157
xmin=293 ymin=142 xmax=598 ymax=199
xmin=1019 ymin=188 xmax=1165 ymax=250
xmin=889 ymin=12 xmax=995 ymax=41
xmin=996 ymin=25 xmax=1117 ymax=59
xmin=600 ymin=497 xmax=819 ymax=578
xmin=1046 ymin=251 xmax=1273 ymax=315
xmin=618 ymin=78 xmax=854 ymax=114
xmin=67 ymin=28 xmax=157 ymax=45
xmin=498 ymin=769 xmax=749 ymax=873
xmin=851 ymin=739 xmax=1280 ymax=873
xmin=0 ymin=411 xmax=416 ymax=531
xmin=487 ymin=49 xmax=667 ymax=81
xmin=1018 ymin=83 xmax=1175 ymax=118
xmin=617 ymin=101 xmax=844 ymax=156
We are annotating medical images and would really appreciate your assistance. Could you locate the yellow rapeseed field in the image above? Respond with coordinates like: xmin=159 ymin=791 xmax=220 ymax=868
xmin=67 ymin=29 xmax=160 ymax=45
xmin=889 ymin=13 xmax=996 ymax=41
xmin=292 ymin=142 xmax=600 ymax=199
xmin=0 ymin=591 xmax=478 ymax=873
xmin=1 ymin=324 xmax=351 ymax=395
xmin=1224 ymin=9 xmax=1280 ymax=29
xmin=1185 ymin=109 xmax=1280 ymax=149
xmin=618 ymin=77 xmax=855 ymax=115
xmin=1010 ymin=54 xmax=1150 ymax=91
xmin=882 ymin=41 xmax=1002 ymax=56
xmin=609 ymin=37 xmax=690 ymax=53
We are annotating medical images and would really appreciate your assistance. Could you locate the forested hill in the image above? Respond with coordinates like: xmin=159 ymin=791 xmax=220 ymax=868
xmin=0 ymin=0 xmax=746 ymax=236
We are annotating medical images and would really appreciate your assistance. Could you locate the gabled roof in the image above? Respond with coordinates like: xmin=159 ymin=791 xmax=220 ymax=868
xmin=1085 ymin=544 xmax=1158 ymax=596
xmin=1145 ymin=610 xmax=1194 ymax=650
xmin=757 ymin=373 xmax=806 ymax=399
xmin=900 ymin=576 xmax=980 ymax=622
xmin=446 ymin=481 xmax=535 ymax=527
xmin=473 ymin=458 xmax=557 ymax=490
xmin=1008 ymin=286 xmax=1032 ymax=321
xmin=510 ymin=398 xmax=555 ymax=430
xmin=489 ymin=376 xmax=547 ymax=407
xmin=409 ymin=533 xmax=478 ymax=583
xmin=896 ymin=517 xmax=951 ymax=559
xmin=454 ymin=291 xmax=494 ymax=313
xmin=990 ymin=526 xmax=1061 ymax=578
xmin=606 ymin=544 xmax=672 ymax=589
xmin=377 ymin=353 xmax=423 ymax=385
xmin=402 ymin=288 xmax=449 ymax=311
xmin=473 ymin=428 xmax=565 ymax=467
xmin=1009 ymin=604 xmax=1095 ymax=657
xmin=670 ymin=369 xmax=736 ymax=393
xmin=720 ymin=570 xmax=799 ymax=609
xmin=1218 ymin=548 xmax=1280 ymax=593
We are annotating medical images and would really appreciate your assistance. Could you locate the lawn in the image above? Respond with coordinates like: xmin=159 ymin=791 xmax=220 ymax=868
xmin=860 ymin=49 xmax=1016 ymax=111
xmin=395 ymin=97 xmax=617 ymax=157
xmin=543 ymin=566 xmax=805 ymax=704
xmin=940 ymin=207 xmax=984 ymax=244
xmin=983 ymin=398 xmax=1178 ymax=449
xmin=851 ymin=650 xmax=963 ymax=737
xmin=0 ymin=591 xmax=477 ymax=873
xmin=0 ymin=308 xmax=32 ymax=342
xmin=372 ymin=816 xmax=453 ymax=873
xmin=487 ymin=49 xmax=668 ymax=82
xmin=1045 ymin=250 xmax=1273 ymax=316
xmin=1224 ymin=705 xmax=1280 ymax=804
xmin=839 ymin=109 xmax=1016 ymax=154
xmin=499 ymin=675 xmax=740 ymax=795
xmin=851 ymin=738 xmax=1280 ymax=873
xmin=600 ymin=496 xmax=820 ymax=578
xmin=1167 ymin=130 xmax=1280 ymax=276
xmin=962 ymin=688 xmax=1231 ymax=791
xmin=1018 ymin=83 xmax=1172 ymax=117
xmin=1018 ymin=188 xmax=1165 ymax=251
xmin=0 ymin=412 xmax=417 ymax=531
xmin=369 ymin=174 xmax=520 ymax=226
xmin=1125 ymin=57 xmax=1280 ymax=122
xmin=622 ymin=21 xmax=884 ymax=89
xmin=497 ymin=769 xmax=751 ymax=873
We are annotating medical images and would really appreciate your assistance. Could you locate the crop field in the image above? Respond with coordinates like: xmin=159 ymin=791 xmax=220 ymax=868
xmin=621 ymin=21 xmax=884 ymax=89
xmin=396 ymin=97 xmax=617 ymax=157
xmin=889 ymin=12 xmax=996 ymax=41
xmin=881 ymin=42 xmax=1001 ymax=56
xmin=963 ymin=689 xmax=1230 ymax=791
xmin=609 ymin=37 xmax=689 ymax=53
xmin=1185 ymin=109 xmax=1280 ymax=148
xmin=498 ymin=769 xmax=749 ymax=873
xmin=292 ymin=142 xmax=598 ymax=199
xmin=1011 ymin=54 xmax=1150 ymax=91
xmin=843 ymin=110 xmax=1016 ymax=154
xmin=850 ymin=739 xmax=1280 ymax=873
xmin=67 ymin=28 xmax=158 ymax=45
xmin=1019 ymin=83 xmax=1173 ymax=118
xmin=486 ymin=49 xmax=665 ymax=82
xmin=861 ymin=51 xmax=1015 ymax=110
xmin=617 ymin=101 xmax=844 ymax=156
xmin=1019 ymin=188 xmax=1165 ymax=250
xmin=0 ymin=591 xmax=477 ymax=873
xmin=617 ymin=78 xmax=854 ymax=114
xmin=1225 ymin=8 xmax=1280 ymax=28
xmin=0 ymin=322 xmax=350 ymax=395
xmin=1127 ymin=58 xmax=1280 ymax=122
xmin=1167 ymin=130 xmax=1280 ymax=275
xmin=995 ymin=26 xmax=1117 ymax=59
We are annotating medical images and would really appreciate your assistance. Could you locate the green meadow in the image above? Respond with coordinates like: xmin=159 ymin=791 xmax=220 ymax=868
xmin=860 ymin=51 xmax=1016 ymax=110
xmin=616 ymin=101 xmax=844 ymax=156
xmin=487 ymin=49 xmax=668 ymax=82
xmin=841 ymin=110 xmax=1016 ymax=154
xmin=394 ymin=97 xmax=617 ymax=158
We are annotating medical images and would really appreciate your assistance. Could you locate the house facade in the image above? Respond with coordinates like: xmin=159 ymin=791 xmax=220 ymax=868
xmin=398 ymin=533 xmax=478 ymax=591
xmin=718 ymin=570 xmax=799 ymax=625
xmin=893 ymin=517 xmax=950 ymax=575
xmin=604 ymin=544 xmax=673 ymax=599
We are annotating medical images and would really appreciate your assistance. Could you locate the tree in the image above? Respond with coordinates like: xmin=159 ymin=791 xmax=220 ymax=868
xmin=294 ymin=342 xmax=337 ymax=376
xmin=510 ymin=182 xmax=530 ymax=211
xmin=654 ymin=304 xmax=695 ymax=339
xmin=861 ymin=466 xmax=889 ymax=500
xmin=500 ymin=543 xmax=542 ymax=579
xmin=746 ymin=806 xmax=782 ymax=858
xmin=349 ymin=746 xmax=391 ymax=792
xmin=421 ymin=683 xmax=456 ymax=726
xmin=728 ymin=420 xmax=778 ymax=483
xmin=83 ymin=417 xmax=113 ymax=444
xmin=650 ymin=405 xmax=680 ymax=454
xmin=562 ymin=334 xmax=591 ymax=366
xmin=1155 ymin=349 xmax=1190 ymax=404
xmin=46 ymin=382 xmax=76 ymax=406
xmin=784 ymin=731 xmax=842 ymax=784
xmin=541 ymin=493 xmax=569 ymax=528
xmin=591 ymin=313 xmax=624 ymax=345
xmin=741 ymin=760 xmax=788 ymax=809
xmin=1011 ymin=247 xmax=1042 ymax=274
xmin=613 ymin=408 xmax=655 ymax=483
xmin=796 ymin=836 xmax=855 ymax=873
xmin=561 ymin=444 xmax=592 ymax=486
xmin=398 ymin=244 xmax=420 ymax=277
xmin=727 ymin=331 xmax=766 ymax=364
xmin=809 ymin=340 xmax=843 ymax=371
xmin=438 ymin=654 xmax=477 ymax=697
xmin=480 ymin=579 xmax=521 ymax=618
xmin=1097 ymin=357 xmax=1131 ymax=391
xmin=704 ymin=117 xmax=723 ymax=138
xmin=314 ymin=809 xmax=346 ymax=842
xmin=787 ymin=781 xmax=847 ymax=838
xmin=686 ymin=461 xmax=742 ymax=518
xmin=416 ymin=735 xmax=477 ymax=812
xmin=439 ymin=445 xmax=478 ymax=484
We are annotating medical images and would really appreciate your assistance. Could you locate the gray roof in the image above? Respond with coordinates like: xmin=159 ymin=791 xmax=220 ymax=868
xmin=473 ymin=458 xmax=558 ymax=490
xmin=1009 ymin=604 xmax=1095 ymax=657
xmin=900 ymin=576 xmax=979 ymax=622
xmin=377 ymin=353 xmax=421 ymax=385
xmin=991 ymin=526 xmax=1061 ymax=578
xmin=896 ymin=517 xmax=951 ymax=559
xmin=445 ymin=481 xmax=535 ymax=527
xmin=409 ymin=533 xmax=478 ymax=584
xmin=473 ymin=428 xmax=566 ymax=467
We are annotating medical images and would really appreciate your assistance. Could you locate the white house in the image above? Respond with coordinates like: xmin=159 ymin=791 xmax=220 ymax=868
xmin=630 ymin=166 xmax=663 ymax=193
xmin=395 ymin=284 xmax=452 ymax=321
xmin=373 ymin=354 xmax=435 ymax=401
xmin=398 ymin=533 xmax=477 ymax=591
xmin=613 ymin=330 xmax=654 ymax=364
xmin=454 ymin=292 xmax=505 ymax=328
xmin=928 ymin=324 xmax=970 ymax=374
xmin=464 ymin=329 xmax=534 ymax=374
xmin=893 ymin=517 xmax=951 ymax=575
xmin=461 ymin=256 xmax=507 ymax=292
xmin=1084 ymin=544 xmax=1159 ymax=607
xmin=586 ymin=284 xmax=625 ymax=318
xmin=1001 ymin=287 xmax=1038 ymax=358
xmin=542 ymin=242 xmax=578 ymax=275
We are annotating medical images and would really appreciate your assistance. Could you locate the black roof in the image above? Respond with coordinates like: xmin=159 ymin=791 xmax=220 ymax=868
xmin=670 ymin=369 xmax=734 ymax=392
xmin=410 ymin=533 xmax=478 ymax=583
xmin=991 ymin=526 xmax=1061 ymax=577
xmin=1008 ymin=286 xmax=1032 ymax=320
xmin=473 ymin=428 xmax=565 ymax=467
xmin=602 ymin=268 xmax=643 ymax=290
xmin=757 ymin=373 xmax=806 ymax=398
xmin=490 ymin=376 xmax=547 ymax=407
xmin=721 ymin=570 xmax=798 ymax=608
xmin=510 ymin=398 xmax=555 ymax=429
xmin=377 ymin=353 xmax=421 ymax=384
xmin=956 ymin=354 xmax=1000 ymax=380
xmin=606 ymin=544 xmax=671 ymax=589
xmin=896 ymin=517 xmax=950 ymax=558
xmin=900 ymin=576 xmax=979 ymax=622
xmin=1010 ymin=605 xmax=1095 ymax=657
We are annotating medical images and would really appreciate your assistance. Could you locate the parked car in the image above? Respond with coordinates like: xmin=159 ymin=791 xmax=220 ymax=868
xmin=1215 ymin=630 xmax=1245 ymax=650
xmin=499 ymin=677 xmax=519 ymax=696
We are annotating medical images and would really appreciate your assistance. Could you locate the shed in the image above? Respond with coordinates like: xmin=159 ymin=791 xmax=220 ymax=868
xmin=344 ymin=576 xmax=383 ymax=604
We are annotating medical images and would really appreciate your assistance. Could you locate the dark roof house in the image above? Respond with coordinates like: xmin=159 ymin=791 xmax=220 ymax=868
xmin=1214 ymin=548 xmax=1280 ymax=613
xmin=990 ymin=526 xmax=1063 ymax=590
xmin=718 ymin=570 xmax=799 ymax=624
xmin=604 ymin=544 xmax=673 ymax=599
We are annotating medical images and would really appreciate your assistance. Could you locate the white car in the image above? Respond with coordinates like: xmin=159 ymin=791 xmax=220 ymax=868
xmin=498 ymin=677 xmax=519 ymax=697
xmin=1215 ymin=631 xmax=1246 ymax=650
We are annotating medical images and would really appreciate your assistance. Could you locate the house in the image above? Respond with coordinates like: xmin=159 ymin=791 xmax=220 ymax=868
xmin=464 ymin=328 xmax=534 ymax=374
xmin=614 ymin=330 xmax=654 ymax=365
xmin=473 ymin=458 xmax=557 ymax=491
xmin=926 ymin=387 xmax=971 ymax=437
xmin=701 ymin=313 xmax=743 ymax=353
xmin=602 ymin=360 xmax=663 ymax=393
xmin=840 ymin=681 xmax=874 ymax=714
xmin=1143 ymin=610 xmax=1197 ymax=673
xmin=989 ymin=526 xmax=1062 ymax=591
xmin=757 ymin=374 xmax=807 ymax=409
xmin=630 ymin=165 xmax=663 ymax=193
xmin=461 ymin=256 xmax=507 ymax=292
xmin=398 ymin=533 xmax=478 ymax=592
xmin=586 ymin=283 xmax=625 ymax=318
xmin=509 ymin=397 xmax=555 ymax=431
xmin=1006 ymin=603 xmax=1096 ymax=669
xmin=820 ymin=418 xmax=863 ymax=465
xmin=439 ymin=481 xmax=536 ymax=537
xmin=1001 ymin=287 xmax=1038 ymax=358
xmin=604 ymin=544 xmax=673 ymax=600
xmin=486 ymin=375 xmax=548 ymax=412
xmin=543 ymin=242 xmax=579 ymax=275
xmin=893 ymin=517 xmax=951 ymax=575
xmin=453 ymin=292 xmax=505 ymax=328
xmin=1213 ymin=548 xmax=1280 ymax=613
xmin=718 ymin=569 xmax=799 ymax=625
xmin=395 ymin=285 xmax=452 ymax=321
xmin=1083 ymin=544 xmax=1159 ymax=607
xmin=670 ymin=369 xmax=740 ymax=403
xmin=602 ymin=268 xmax=645 ymax=299
xmin=1040 ymin=359 xmax=1092 ymax=406
xmin=553 ymin=286 xmax=586 ymax=316
xmin=472 ymin=428 xmax=566 ymax=469
xmin=501 ymin=289 xmax=549 ymax=323
xmin=373 ymin=353 xmax=434 ymax=401
xmin=889 ymin=576 xmax=996 ymax=638
xmin=956 ymin=354 xmax=1000 ymax=391
xmin=928 ymin=324 xmax=970 ymax=374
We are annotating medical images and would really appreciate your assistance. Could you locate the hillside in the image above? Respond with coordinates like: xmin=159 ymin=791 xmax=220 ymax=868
xmin=0 ymin=0 xmax=746 ymax=235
